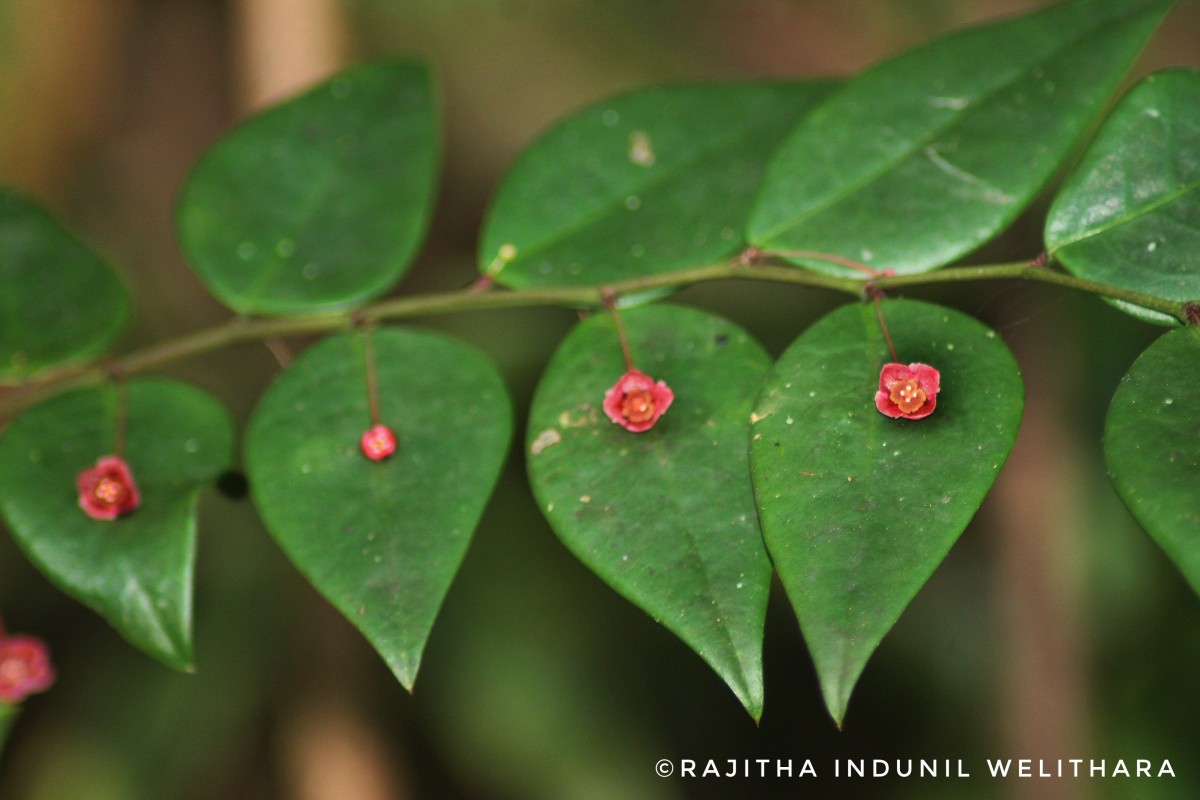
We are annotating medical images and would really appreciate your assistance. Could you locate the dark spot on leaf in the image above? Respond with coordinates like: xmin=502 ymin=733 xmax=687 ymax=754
xmin=216 ymin=470 xmax=249 ymax=500
xmin=714 ymin=334 xmax=729 ymax=347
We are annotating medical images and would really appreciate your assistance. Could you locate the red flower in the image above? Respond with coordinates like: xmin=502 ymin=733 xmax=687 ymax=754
xmin=77 ymin=455 xmax=141 ymax=520
xmin=603 ymin=369 xmax=674 ymax=433
xmin=0 ymin=635 xmax=55 ymax=704
xmin=875 ymin=362 xmax=940 ymax=420
xmin=360 ymin=424 xmax=397 ymax=461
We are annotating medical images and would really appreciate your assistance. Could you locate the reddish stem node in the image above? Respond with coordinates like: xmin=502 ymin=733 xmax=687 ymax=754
xmin=467 ymin=274 xmax=495 ymax=293
xmin=264 ymin=337 xmax=294 ymax=368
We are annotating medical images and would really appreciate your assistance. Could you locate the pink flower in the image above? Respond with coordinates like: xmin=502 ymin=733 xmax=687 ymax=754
xmin=0 ymin=635 xmax=55 ymax=704
xmin=603 ymin=369 xmax=674 ymax=433
xmin=77 ymin=455 xmax=141 ymax=520
xmin=360 ymin=424 xmax=397 ymax=461
xmin=875 ymin=362 xmax=940 ymax=420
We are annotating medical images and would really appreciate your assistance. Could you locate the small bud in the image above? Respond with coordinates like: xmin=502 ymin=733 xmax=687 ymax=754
xmin=360 ymin=424 xmax=397 ymax=461
xmin=77 ymin=456 xmax=141 ymax=520
xmin=603 ymin=369 xmax=674 ymax=433
xmin=875 ymin=362 xmax=940 ymax=420
xmin=0 ymin=635 xmax=55 ymax=704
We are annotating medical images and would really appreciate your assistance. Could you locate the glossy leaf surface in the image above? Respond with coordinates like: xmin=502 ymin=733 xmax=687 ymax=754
xmin=749 ymin=0 xmax=1171 ymax=276
xmin=0 ymin=190 xmax=130 ymax=382
xmin=751 ymin=300 xmax=1023 ymax=724
xmin=1105 ymin=327 xmax=1200 ymax=591
xmin=0 ymin=380 xmax=235 ymax=669
xmin=480 ymin=81 xmax=836 ymax=288
xmin=1047 ymin=68 xmax=1200 ymax=325
xmin=245 ymin=328 xmax=511 ymax=689
xmin=176 ymin=61 xmax=437 ymax=315
xmin=526 ymin=305 xmax=773 ymax=718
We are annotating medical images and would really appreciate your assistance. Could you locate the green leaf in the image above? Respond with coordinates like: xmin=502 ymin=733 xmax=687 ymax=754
xmin=0 ymin=379 xmax=235 ymax=669
xmin=0 ymin=703 xmax=14 ymax=754
xmin=175 ymin=61 xmax=438 ymax=315
xmin=480 ymin=80 xmax=837 ymax=288
xmin=245 ymin=328 xmax=511 ymax=689
xmin=0 ymin=190 xmax=130 ymax=382
xmin=751 ymin=300 xmax=1023 ymax=724
xmin=1105 ymin=326 xmax=1200 ymax=591
xmin=749 ymin=0 xmax=1171 ymax=276
xmin=1047 ymin=68 xmax=1200 ymax=325
xmin=526 ymin=304 xmax=773 ymax=718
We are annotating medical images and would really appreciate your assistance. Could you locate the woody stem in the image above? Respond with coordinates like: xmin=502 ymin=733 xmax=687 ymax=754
xmin=1 ymin=255 xmax=1194 ymax=420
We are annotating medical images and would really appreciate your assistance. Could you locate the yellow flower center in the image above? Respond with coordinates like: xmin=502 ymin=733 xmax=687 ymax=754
xmin=94 ymin=477 xmax=128 ymax=507
xmin=889 ymin=378 xmax=926 ymax=414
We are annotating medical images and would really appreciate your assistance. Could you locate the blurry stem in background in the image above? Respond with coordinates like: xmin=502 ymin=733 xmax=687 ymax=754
xmin=0 ymin=254 xmax=1191 ymax=421
xmin=232 ymin=0 xmax=348 ymax=112
xmin=991 ymin=311 xmax=1088 ymax=800
xmin=231 ymin=5 xmax=405 ymax=800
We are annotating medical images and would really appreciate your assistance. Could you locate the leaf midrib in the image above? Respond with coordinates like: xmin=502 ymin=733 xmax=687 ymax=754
xmin=1051 ymin=178 xmax=1200 ymax=254
xmin=753 ymin=3 xmax=1154 ymax=246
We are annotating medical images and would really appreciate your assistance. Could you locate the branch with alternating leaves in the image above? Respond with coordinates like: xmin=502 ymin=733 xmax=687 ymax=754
xmin=0 ymin=254 xmax=1190 ymax=421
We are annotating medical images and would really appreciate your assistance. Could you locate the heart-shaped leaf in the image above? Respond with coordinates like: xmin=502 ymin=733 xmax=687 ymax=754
xmin=0 ymin=379 xmax=235 ymax=669
xmin=0 ymin=190 xmax=130 ymax=382
xmin=1047 ymin=68 xmax=1200 ymax=325
xmin=1105 ymin=326 xmax=1200 ymax=591
xmin=245 ymin=328 xmax=512 ymax=689
xmin=751 ymin=300 xmax=1023 ymax=724
xmin=748 ymin=0 xmax=1171 ymax=276
xmin=526 ymin=304 xmax=773 ymax=718
xmin=480 ymin=80 xmax=836 ymax=288
xmin=176 ymin=61 xmax=438 ymax=315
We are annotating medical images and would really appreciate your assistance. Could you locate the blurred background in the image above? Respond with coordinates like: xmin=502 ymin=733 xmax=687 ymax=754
xmin=2 ymin=1 xmax=1200 ymax=797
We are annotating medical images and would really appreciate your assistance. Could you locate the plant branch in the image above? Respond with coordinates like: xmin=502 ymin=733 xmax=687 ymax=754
xmin=1 ymin=256 xmax=1191 ymax=419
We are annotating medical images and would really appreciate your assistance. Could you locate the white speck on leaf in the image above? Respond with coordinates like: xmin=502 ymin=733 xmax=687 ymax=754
xmin=625 ymin=195 xmax=641 ymax=211
xmin=929 ymin=96 xmax=968 ymax=109
xmin=530 ymin=428 xmax=562 ymax=455
xmin=628 ymin=130 xmax=655 ymax=167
